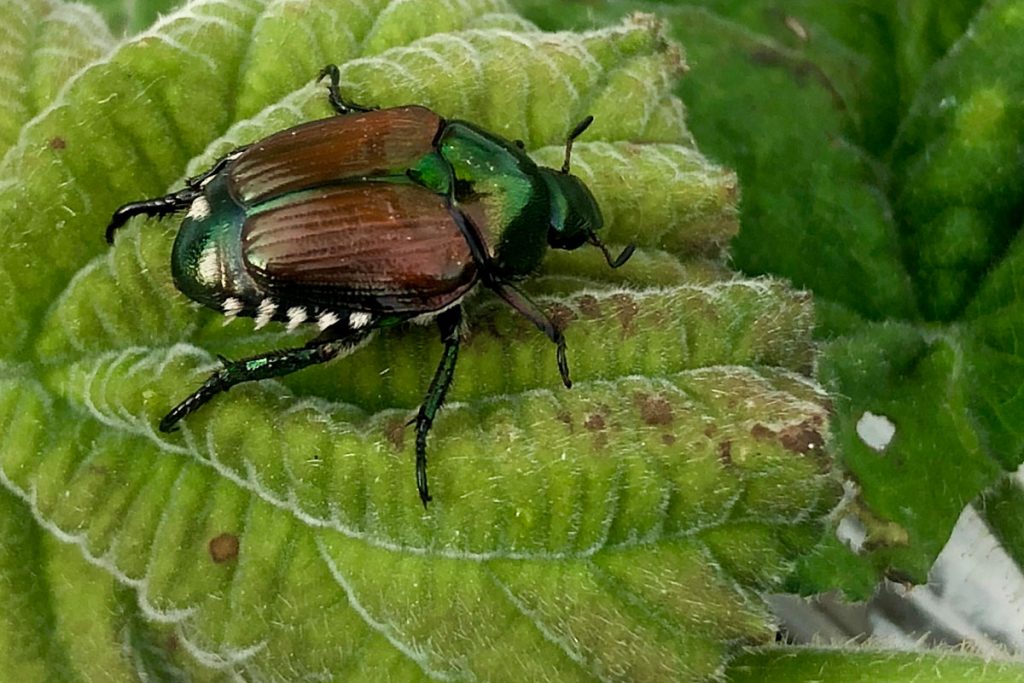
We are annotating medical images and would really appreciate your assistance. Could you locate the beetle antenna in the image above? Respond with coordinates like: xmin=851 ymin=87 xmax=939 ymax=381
xmin=562 ymin=115 xmax=594 ymax=174
xmin=588 ymin=232 xmax=635 ymax=269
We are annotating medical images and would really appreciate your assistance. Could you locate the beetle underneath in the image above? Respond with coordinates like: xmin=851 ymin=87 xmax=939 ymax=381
xmin=106 ymin=65 xmax=634 ymax=506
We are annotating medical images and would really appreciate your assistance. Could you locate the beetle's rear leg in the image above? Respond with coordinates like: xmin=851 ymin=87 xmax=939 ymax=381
xmin=412 ymin=306 xmax=463 ymax=507
xmin=317 ymin=64 xmax=375 ymax=115
xmin=159 ymin=324 xmax=372 ymax=432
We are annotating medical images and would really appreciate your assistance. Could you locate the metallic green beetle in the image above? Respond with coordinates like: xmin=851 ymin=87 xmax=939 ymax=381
xmin=106 ymin=65 xmax=634 ymax=505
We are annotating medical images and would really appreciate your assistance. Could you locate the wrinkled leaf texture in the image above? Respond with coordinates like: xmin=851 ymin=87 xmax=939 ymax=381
xmin=516 ymin=0 xmax=1024 ymax=598
xmin=0 ymin=0 xmax=838 ymax=680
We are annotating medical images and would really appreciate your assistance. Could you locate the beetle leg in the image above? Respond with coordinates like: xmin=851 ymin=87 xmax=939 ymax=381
xmin=107 ymin=146 xmax=253 ymax=244
xmin=412 ymin=306 xmax=463 ymax=507
xmin=488 ymin=281 xmax=572 ymax=389
xmin=446 ymin=204 xmax=573 ymax=389
xmin=105 ymin=187 xmax=201 ymax=244
xmin=158 ymin=326 xmax=372 ymax=433
xmin=317 ymin=64 xmax=375 ymax=116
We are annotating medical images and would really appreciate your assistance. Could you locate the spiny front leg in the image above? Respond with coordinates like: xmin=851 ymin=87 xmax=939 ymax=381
xmin=445 ymin=205 xmax=572 ymax=388
xmin=489 ymin=280 xmax=572 ymax=389
xmin=413 ymin=306 xmax=463 ymax=507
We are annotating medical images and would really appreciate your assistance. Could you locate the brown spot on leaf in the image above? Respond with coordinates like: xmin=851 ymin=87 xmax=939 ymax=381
xmin=778 ymin=421 xmax=825 ymax=455
xmin=556 ymin=409 xmax=574 ymax=432
xmin=704 ymin=423 xmax=717 ymax=438
xmin=610 ymin=293 xmax=640 ymax=336
xmin=750 ymin=423 xmax=776 ymax=440
xmin=546 ymin=302 xmax=576 ymax=331
xmin=165 ymin=633 xmax=180 ymax=653
xmin=666 ymin=43 xmax=688 ymax=76
xmin=805 ymin=413 xmax=825 ymax=428
xmin=634 ymin=392 xmax=673 ymax=426
xmin=384 ymin=418 xmax=406 ymax=450
xmin=576 ymin=294 xmax=602 ymax=319
xmin=661 ymin=433 xmax=676 ymax=446
xmin=49 ymin=136 xmax=66 ymax=150
xmin=208 ymin=533 xmax=240 ymax=563
xmin=584 ymin=413 xmax=605 ymax=431
xmin=471 ymin=307 xmax=523 ymax=343
xmin=718 ymin=440 xmax=733 ymax=466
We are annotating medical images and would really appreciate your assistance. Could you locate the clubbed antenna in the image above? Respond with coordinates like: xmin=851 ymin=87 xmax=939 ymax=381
xmin=562 ymin=115 xmax=594 ymax=174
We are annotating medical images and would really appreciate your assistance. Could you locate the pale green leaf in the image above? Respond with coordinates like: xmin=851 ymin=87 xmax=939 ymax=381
xmin=0 ymin=1 xmax=835 ymax=679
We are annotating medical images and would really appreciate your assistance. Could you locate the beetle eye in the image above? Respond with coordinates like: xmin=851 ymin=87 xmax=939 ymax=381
xmin=549 ymin=226 xmax=588 ymax=250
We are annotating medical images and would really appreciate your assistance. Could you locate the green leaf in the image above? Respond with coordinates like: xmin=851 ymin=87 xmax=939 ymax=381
xmin=891 ymin=1 xmax=1024 ymax=320
xmin=0 ymin=0 xmax=114 ymax=155
xmin=0 ymin=1 xmax=834 ymax=679
xmin=0 ymin=486 xmax=76 ymax=681
xmin=516 ymin=0 xmax=1024 ymax=596
xmin=76 ymin=0 xmax=185 ymax=35
xmin=726 ymin=646 xmax=1024 ymax=682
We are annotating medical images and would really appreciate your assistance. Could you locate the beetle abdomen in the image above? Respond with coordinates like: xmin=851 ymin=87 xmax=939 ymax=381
xmin=242 ymin=183 xmax=477 ymax=313
xmin=229 ymin=107 xmax=443 ymax=205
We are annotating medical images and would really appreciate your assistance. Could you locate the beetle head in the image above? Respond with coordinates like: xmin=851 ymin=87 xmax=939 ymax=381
xmin=542 ymin=116 xmax=635 ymax=268
xmin=542 ymin=168 xmax=602 ymax=251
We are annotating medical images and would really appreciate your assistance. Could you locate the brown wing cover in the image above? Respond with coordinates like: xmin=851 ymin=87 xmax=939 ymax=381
xmin=229 ymin=107 xmax=443 ymax=205
xmin=242 ymin=184 xmax=477 ymax=312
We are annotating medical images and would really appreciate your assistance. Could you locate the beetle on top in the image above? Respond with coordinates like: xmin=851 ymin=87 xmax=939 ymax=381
xmin=106 ymin=64 xmax=634 ymax=506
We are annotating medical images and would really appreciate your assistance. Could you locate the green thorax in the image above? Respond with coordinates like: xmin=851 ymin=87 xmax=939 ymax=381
xmin=432 ymin=121 xmax=551 ymax=278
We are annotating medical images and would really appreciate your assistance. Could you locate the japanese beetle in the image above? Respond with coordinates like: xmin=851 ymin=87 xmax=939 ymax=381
xmin=106 ymin=64 xmax=634 ymax=506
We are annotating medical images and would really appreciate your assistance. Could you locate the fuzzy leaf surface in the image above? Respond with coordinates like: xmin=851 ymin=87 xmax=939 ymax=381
xmin=0 ymin=1 xmax=836 ymax=680
xmin=516 ymin=0 xmax=1024 ymax=595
